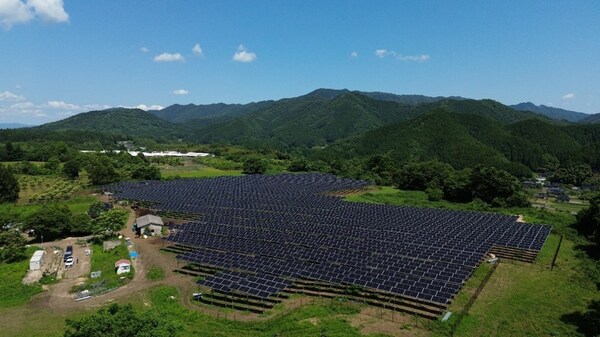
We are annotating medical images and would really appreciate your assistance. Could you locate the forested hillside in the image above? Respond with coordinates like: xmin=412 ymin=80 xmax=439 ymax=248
xmin=37 ymin=108 xmax=191 ymax=141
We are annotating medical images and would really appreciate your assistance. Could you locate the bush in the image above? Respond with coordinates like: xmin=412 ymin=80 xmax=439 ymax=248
xmin=425 ymin=187 xmax=443 ymax=202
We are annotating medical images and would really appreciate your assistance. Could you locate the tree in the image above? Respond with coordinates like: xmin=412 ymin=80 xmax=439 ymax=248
xmin=0 ymin=229 xmax=27 ymax=262
xmin=63 ymin=158 xmax=81 ymax=180
xmin=364 ymin=154 xmax=397 ymax=186
xmin=95 ymin=210 xmax=128 ymax=236
xmin=64 ymin=303 xmax=181 ymax=337
xmin=394 ymin=161 xmax=453 ymax=191
xmin=575 ymin=194 xmax=600 ymax=247
xmin=131 ymin=164 xmax=161 ymax=180
xmin=70 ymin=213 xmax=96 ymax=236
xmin=43 ymin=156 xmax=61 ymax=174
xmin=469 ymin=166 xmax=528 ymax=207
xmin=442 ymin=168 xmax=473 ymax=203
xmin=88 ymin=201 xmax=108 ymax=219
xmin=87 ymin=156 xmax=120 ymax=185
xmin=0 ymin=164 xmax=19 ymax=203
xmin=288 ymin=158 xmax=308 ymax=172
xmin=24 ymin=204 xmax=73 ymax=241
xmin=242 ymin=157 xmax=268 ymax=174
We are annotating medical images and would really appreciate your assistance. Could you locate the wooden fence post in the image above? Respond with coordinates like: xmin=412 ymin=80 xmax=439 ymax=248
xmin=550 ymin=235 xmax=563 ymax=271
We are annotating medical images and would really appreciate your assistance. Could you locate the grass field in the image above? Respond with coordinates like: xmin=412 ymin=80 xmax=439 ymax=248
xmin=147 ymin=286 xmax=384 ymax=337
xmin=0 ymin=247 xmax=43 ymax=308
xmin=0 ymin=195 xmax=97 ymax=221
xmin=452 ymin=234 xmax=599 ymax=337
xmin=160 ymin=164 xmax=242 ymax=179
xmin=146 ymin=265 xmax=165 ymax=281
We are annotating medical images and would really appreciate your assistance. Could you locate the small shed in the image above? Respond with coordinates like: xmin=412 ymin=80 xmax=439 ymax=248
xmin=29 ymin=250 xmax=45 ymax=271
xmin=134 ymin=214 xmax=164 ymax=236
xmin=114 ymin=259 xmax=132 ymax=274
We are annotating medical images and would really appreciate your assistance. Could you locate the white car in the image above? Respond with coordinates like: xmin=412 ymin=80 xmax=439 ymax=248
xmin=65 ymin=256 xmax=74 ymax=268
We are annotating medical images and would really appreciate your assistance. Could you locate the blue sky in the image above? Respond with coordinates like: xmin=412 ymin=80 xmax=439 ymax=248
xmin=1 ymin=1 xmax=599 ymax=124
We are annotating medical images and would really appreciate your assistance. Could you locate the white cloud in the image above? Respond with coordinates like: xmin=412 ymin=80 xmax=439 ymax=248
xmin=0 ymin=92 xmax=114 ymax=123
xmin=192 ymin=43 xmax=203 ymax=56
xmin=28 ymin=0 xmax=68 ymax=23
xmin=375 ymin=49 xmax=388 ymax=58
xmin=350 ymin=51 xmax=358 ymax=58
xmin=0 ymin=0 xmax=33 ymax=28
xmin=46 ymin=100 xmax=80 ymax=110
xmin=397 ymin=54 xmax=430 ymax=62
xmin=232 ymin=45 xmax=256 ymax=63
xmin=154 ymin=52 xmax=185 ymax=63
xmin=126 ymin=104 xmax=165 ymax=111
xmin=0 ymin=90 xmax=25 ymax=101
xmin=375 ymin=49 xmax=430 ymax=62
xmin=0 ymin=0 xmax=68 ymax=29
xmin=172 ymin=89 xmax=189 ymax=95
xmin=562 ymin=93 xmax=575 ymax=100
xmin=140 ymin=47 xmax=149 ymax=53
xmin=10 ymin=101 xmax=34 ymax=109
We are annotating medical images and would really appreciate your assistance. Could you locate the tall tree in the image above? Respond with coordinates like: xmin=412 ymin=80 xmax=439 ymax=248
xmin=0 ymin=229 xmax=27 ymax=262
xmin=63 ymin=158 xmax=81 ymax=180
xmin=87 ymin=156 xmax=120 ymax=185
xmin=24 ymin=204 xmax=73 ymax=241
xmin=0 ymin=164 xmax=19 ymax=203
xmin=575 ymin=194 xmax=600 ymax=247
xmin=95 ymin=210 xmax=128 ymax=236
xmin=242 ymin=157 xmax=268 ymax=174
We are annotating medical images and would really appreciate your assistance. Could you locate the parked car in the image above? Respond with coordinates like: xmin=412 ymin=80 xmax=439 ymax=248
xmin=64 ymin=245 xmax=73 ymax=261
xmin=65 ymin=256 xmax=74 ymax=268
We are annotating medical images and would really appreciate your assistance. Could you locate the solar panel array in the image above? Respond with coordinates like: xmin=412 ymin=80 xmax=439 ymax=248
xmin=107 ymin=173 xmax=551 ymax=305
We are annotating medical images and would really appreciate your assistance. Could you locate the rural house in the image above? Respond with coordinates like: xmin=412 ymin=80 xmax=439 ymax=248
xmin=134 ymin=214 xmax=164 ymax=236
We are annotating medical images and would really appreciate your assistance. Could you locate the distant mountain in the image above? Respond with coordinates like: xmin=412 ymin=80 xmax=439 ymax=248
xmin=0 ymin=123 xmax=30 ymax=129
xmin=195 ymin=92 xmax=423 ymax=147
xmin=194 ymin=90 xmax=545 ymax=147
xmin=510 ymin=102 xmax=588 ymax=122
xmin=149 ymin=89 xmax=461 ymax=126
xmin=37 ymin=108 xmax=190 ymax=140
xmin=303 ymin=88 xmax=457 ymax=105
xmin=580 ymin=113 xmax=600 ymax=124
xmin=150 ymin=101 xmax=273 ymax=124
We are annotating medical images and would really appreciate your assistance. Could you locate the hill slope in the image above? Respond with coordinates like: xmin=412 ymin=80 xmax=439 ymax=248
xmin=511 ymin=102 xmax=588 ymax=122
xmin=195 ymin=92 xmax=422 ymax=147
xmin=37 ymin=108 xmax=190 ymax=140
xmin=150 ymin=101 xmax=273 ymax=124
xmin=324 ymin=110 xmax=537 ymax=170
xmin=580 ymin=113 xmax=600 ymax=124
xmin=194 ymin=91 xmax=542 ymax=147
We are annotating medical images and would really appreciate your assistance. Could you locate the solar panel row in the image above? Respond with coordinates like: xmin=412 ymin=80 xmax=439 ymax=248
xmin=107 ymin=173 xmax=551 ymax=305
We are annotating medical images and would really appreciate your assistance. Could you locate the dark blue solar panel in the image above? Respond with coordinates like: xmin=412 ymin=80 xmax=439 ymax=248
xmin=107 ymin=173 xmax=551 ymax=305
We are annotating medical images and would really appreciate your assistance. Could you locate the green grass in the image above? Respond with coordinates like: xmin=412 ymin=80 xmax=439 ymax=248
xmin=146 ymin=265 xmax=165 ymax=281
xmin=448 ymin=235 xmax=599 ymax=337
xmin=160 ymin=165 xmax=242 ymax=179
xmin=73 ymin=242 xmax=133 ymax=293
xmin=0 ymin=195 xmax=97 ymax=221
xmin=346 ymin=186 xmax=577 ymax=232
xmin=147 ymin=286 xmax=383 ymax=337
xmin=0 ymin=247 xmax=43 ymax=308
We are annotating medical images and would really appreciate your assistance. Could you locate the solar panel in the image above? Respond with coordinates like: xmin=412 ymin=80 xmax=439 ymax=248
xmin=107 ymin=173 xmax=551 ymax=305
